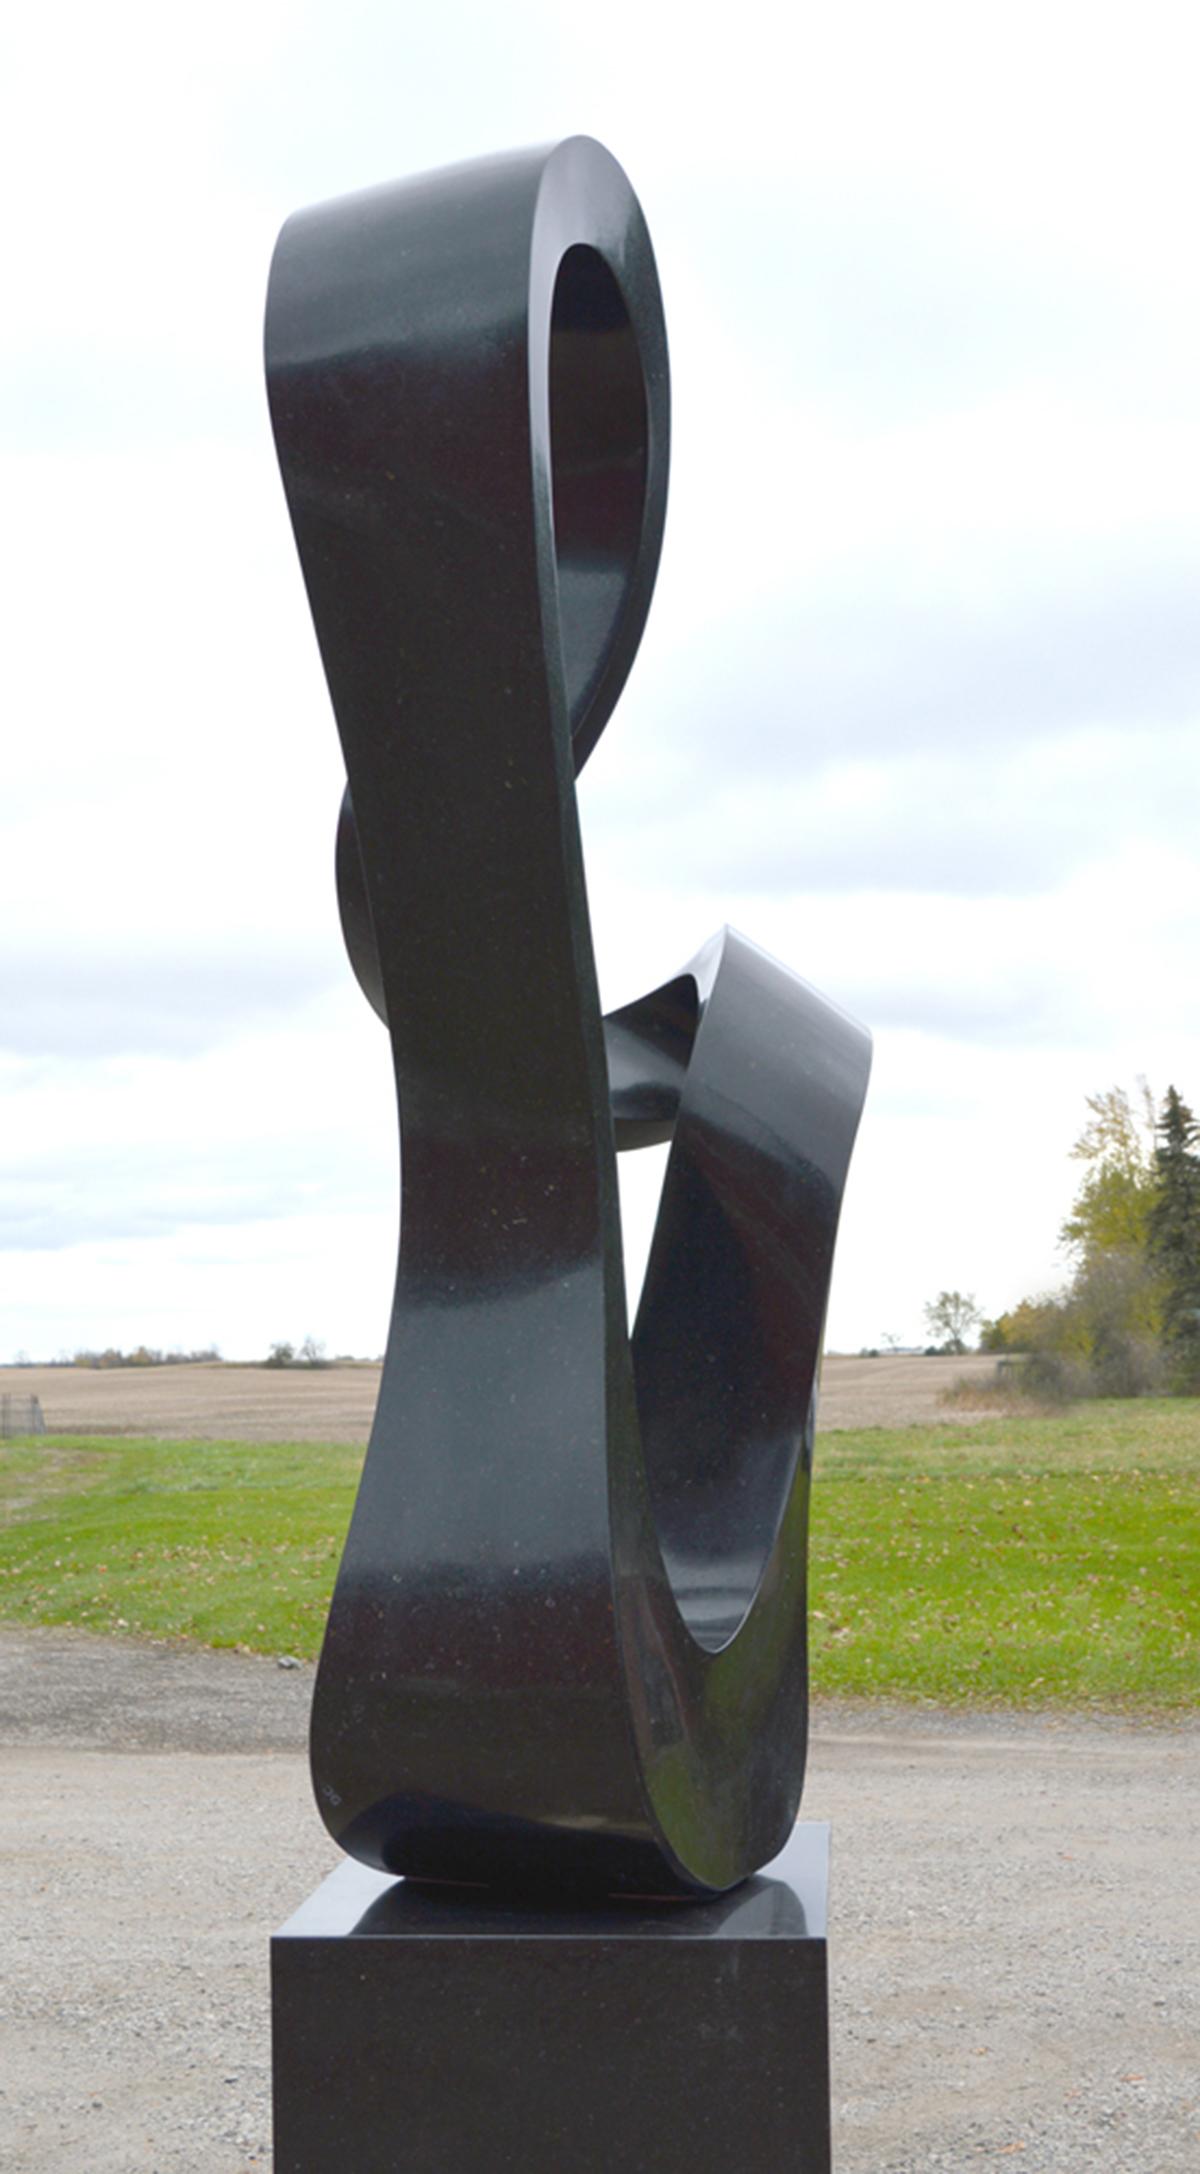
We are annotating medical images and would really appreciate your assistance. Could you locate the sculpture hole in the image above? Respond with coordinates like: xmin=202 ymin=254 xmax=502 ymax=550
xmin=549 ymin=245 xmax=648 ymax=755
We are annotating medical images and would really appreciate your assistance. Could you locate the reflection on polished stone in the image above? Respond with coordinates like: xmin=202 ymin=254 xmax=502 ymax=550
xmin=282 ymin=1822 xmax=824 ymax=1946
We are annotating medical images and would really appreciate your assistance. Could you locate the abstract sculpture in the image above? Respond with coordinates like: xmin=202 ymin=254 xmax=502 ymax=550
xmin=265 ymin=136 xmax=870 ymax=1901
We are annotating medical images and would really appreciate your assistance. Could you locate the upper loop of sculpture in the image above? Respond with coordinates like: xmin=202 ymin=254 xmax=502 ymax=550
xmin=329 ymin=139 xmax=668 ymax=1027
xmin=265 ymin=138 xmax=871 ymax=1898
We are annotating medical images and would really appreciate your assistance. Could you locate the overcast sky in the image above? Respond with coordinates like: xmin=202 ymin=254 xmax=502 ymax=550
xmin=4 ymin=0 xmax=1199 ymax=1361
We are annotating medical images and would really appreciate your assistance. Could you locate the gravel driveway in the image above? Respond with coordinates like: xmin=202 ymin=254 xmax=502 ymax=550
xmin=2 ymin=1626 xmax=1197 ymax=2172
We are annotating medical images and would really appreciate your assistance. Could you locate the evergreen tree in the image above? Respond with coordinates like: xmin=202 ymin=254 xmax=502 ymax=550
xmin=1148 ymin=1087 xmax=1200 ymax=1392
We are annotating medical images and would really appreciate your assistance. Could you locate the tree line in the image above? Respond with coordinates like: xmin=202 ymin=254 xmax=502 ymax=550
xmin=41 ymin=1345 xmax=223 ymax=1370
xmin=983 ymin=1082 xmax=1200 ymax=1397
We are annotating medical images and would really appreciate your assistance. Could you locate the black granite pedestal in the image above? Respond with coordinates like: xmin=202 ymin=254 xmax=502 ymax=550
xmin=272 ymin=1822 xmax=830 ymax=2173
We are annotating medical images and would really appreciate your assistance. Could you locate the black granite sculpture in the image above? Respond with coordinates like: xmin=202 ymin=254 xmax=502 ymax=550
xmin=265 ymin=136 xmax=871 ymax=1903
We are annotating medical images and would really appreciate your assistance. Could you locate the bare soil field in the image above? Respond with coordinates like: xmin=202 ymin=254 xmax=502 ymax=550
xmin=819 ymin=1352 xmax=1002 ymax=1430
xmin=0 ymin=1353 xmax=1002 ymax=1443
xmin=0 ymin=1361 xmax=382 ymax=1444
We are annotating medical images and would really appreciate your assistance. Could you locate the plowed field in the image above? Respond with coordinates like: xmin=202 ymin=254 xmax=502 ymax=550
xmin=0 ymin=1353 xmax=1003 ymax=1441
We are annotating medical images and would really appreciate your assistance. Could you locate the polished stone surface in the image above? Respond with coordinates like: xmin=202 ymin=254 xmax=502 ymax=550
xmin=265 ymin=138 xmax=871 ymax=1897
xmin=272 ymin=1822 xmax=831 ymax=2173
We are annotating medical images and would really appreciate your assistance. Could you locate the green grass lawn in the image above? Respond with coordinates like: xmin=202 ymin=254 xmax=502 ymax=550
xmin=0 ymin=1437 xmax=360 ymax=1659
xmin=0 ymin=1401 xmax=1197 ymax=1709
xmin=809 ymin=1401 xmax=1199 ymax=1708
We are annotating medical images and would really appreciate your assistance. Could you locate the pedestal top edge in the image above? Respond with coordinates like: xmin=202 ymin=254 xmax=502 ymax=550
xmin=275 ymin=1823 xmax=829 ymax=1945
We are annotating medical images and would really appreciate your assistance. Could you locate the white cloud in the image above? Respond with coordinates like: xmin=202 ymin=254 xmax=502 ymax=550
xmin=3 ymin=0 xmax=1200 ymax=1357
xmin=582 ymin=723 xmax=1200 ymax=900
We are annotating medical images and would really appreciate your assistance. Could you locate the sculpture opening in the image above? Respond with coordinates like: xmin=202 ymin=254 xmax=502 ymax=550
xmin=549 ymin=243 xmax=649 ymax=763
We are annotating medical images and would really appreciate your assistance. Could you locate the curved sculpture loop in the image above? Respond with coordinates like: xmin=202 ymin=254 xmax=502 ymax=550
xmin=265 ymin=137 xmax=871 ymax=1897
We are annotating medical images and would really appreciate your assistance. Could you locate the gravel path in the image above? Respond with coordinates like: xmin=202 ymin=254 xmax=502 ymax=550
xmin=2 ymin=1626 xmax=1197 ymax=2172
